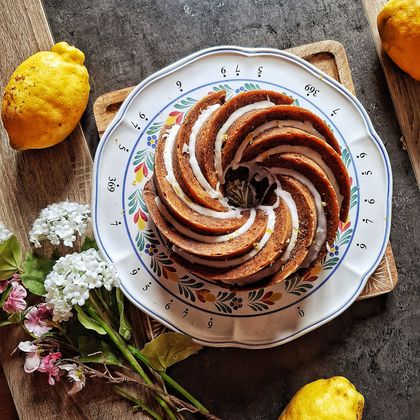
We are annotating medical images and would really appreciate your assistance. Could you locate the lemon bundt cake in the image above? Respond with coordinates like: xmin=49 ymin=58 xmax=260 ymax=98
xmin=143 ymin=90 xmax=351 ymax=286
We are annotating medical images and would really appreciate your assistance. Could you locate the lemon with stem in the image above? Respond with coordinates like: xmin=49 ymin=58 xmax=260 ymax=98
xmin=1 ymin=42 xmax=90 ymax=150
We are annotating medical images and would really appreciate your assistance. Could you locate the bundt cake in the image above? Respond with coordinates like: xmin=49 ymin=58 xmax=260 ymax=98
xmin=143 ymin=89 xmax=351 ymax=286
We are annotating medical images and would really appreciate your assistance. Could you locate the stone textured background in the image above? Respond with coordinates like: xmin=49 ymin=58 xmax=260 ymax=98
xmin=43 ymin=1 xmax=419 ymax=418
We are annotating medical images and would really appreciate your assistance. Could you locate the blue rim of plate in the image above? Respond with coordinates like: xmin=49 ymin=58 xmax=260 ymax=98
xmin=120 ymin=78 xmax=360 ymax=317
xmin=92 ymin=46 xmax=392 ymax=348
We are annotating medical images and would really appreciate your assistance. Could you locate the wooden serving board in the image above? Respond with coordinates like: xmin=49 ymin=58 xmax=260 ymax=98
xmin=94 ymin=39 xmax=398 ymax=300
xmin=363 ymin=0 xmax=420 ymax=188
xmin=0 ymin=1 xmax=151 ymax=418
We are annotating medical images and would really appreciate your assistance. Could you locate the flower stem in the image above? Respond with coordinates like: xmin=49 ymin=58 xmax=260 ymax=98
xmin=128 ymin=344 xmax=209 ymax=414
xmin=94 ymin=289 xmax=118 ymax=324
xmin=114 ymin=385 xmax=163 ymax=420
xmin=85 ymin=306 xmax=176 ymax=420
xmin=87 ymin=295 xmax=110 ymax=324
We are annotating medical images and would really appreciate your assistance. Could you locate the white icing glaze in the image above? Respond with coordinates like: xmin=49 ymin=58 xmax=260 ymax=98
xmin=172 ymin=207 xmax=276 ymax=268
xmin=233 ymin=256 xmax=287 ymax=285
xmin=226 ymin=184 xmax=300 ymax=286
xmin=251 ymin=119 xmax=326 ymax=141
xmin=163 ymin=125 xmax=242 ymax=219
xmin=271 ymin=167 xmax=326 ymax=266
xmin=188 ymin=104 xmax=225 ymax=201
xmin=252 ymin=145 xmax=343 ymax=207
xmin=276 ymin=189 xmax=299 ymax=263
xmin=230 ymin=120 xmax=326 ymax=171
xmin=214 ymin=100 xmax=274 ymax=184
xmin=231 ymin=133 xmax=253 ymax=170
xmin=155 ymin=197 xmax=257 ymax=243
xmin=157 ymin=101 xmax=345 ymax=284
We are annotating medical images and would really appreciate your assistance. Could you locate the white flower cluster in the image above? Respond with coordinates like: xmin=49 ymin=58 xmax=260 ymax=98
xmin=44 ymin=249 xmax=119 ymax=322
xmin=0 ymin=222 xmax=12 ymax=244
xmin=29 ymin=202 xmax=91 ymax=248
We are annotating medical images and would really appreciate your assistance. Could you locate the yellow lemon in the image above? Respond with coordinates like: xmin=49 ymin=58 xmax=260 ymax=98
xmin=377 ymin=0 xmax=420 ymax=80
xmin=279 ymin=376 xmax=365 ymax=420
xmin=1 ymin=42 xmax=90 ymax=150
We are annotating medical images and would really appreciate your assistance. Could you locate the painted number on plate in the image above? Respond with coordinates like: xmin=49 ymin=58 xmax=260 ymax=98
xmin=305 ymin=84 xmax=319 ymax=97
xmin=118 ymin=144 xmax=129 ymax=152
xmin=131 ymin=121 xmax=141 ymax=130
xmin=107 ymin=177 xmax=119 ymax=192
xmin=115 ymin=139 xmax=129 ymax=153
xmin=131 ymin=112 xmax=148 ymax=129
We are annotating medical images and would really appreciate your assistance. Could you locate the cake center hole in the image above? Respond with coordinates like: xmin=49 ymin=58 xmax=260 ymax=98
xmin=224 ymin=168 xmax=270 ymax=208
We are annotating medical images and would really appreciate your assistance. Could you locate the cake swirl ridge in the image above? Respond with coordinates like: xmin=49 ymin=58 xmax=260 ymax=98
xmin=144 ymin=89 xmax=351 ymax=287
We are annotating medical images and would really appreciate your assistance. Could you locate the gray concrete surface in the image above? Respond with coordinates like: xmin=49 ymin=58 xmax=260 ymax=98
xmin=43 ymin=1 xmax=419 ymax=418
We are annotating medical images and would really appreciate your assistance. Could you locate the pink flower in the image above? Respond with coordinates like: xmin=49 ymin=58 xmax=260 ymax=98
xmin=11 ymin=273 xmax=21 ymax=282
xmin=0 ymin=280 xmax=9 ymax=293
xmin=3 ymin=281 xmax=27 ymax=314
xmin=18 ymin=341 xmax=41 ymax=373
xmin=38 ymin=352 xmax=62 ymax=385
xmin=60 ymin=363 xmax=86 ymax=395
xmin=24 ymin=304 xmax=53 ymax=337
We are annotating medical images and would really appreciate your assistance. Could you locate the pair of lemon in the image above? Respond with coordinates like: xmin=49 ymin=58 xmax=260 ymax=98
xmin=1 ymin=0 xmax=418 ymax=151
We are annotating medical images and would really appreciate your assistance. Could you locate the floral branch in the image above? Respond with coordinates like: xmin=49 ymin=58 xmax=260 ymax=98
xmin=114 ymin=386 xmax=163 ymax=420
xmin=84 ymin=304 xmax=176 ymax=420
xmin=0 ymin=202 xmax=216 ymax=419
xmin=128 ymin=344 xmax=208 ymax=414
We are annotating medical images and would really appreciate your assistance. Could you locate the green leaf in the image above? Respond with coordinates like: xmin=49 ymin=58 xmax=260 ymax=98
xmin=0 ymin=236 xmax=22 ymax=280
xmin=76 ymin=306 xmax=106 ymax=335
xmin=116 ymin=288 xmax=132 ymax=340
xmin=0 ymin=311 xmax=23 ymax=327
xmin=78 ymin=336 xmax=122 ymax=365
xmin=78 ymin=335 xmax=101 ymax=354
xmin=20 ymin=252 xmax=55 ymax=296
xmin=141 ymin=332 xmax=203 ymax=371
xmin=0 ymin=284 xmax=13 ymax=308
xmin=78 ymin=352 xmax=121 ymax=365
xmin=22 ymin=279 xmax=46 ymax=296
xmin=81 ymin=237 xmax=99 ymax=251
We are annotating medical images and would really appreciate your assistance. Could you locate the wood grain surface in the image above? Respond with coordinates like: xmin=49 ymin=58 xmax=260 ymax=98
xmin=362 ymin=0 xmax=420 ymax=187
xmin=0 ymin=1 xmax=123 ymax=419
xmin=0 ymin=367 xmax=17 ymax=419
xmin=94 ymin=39 xmax=398 ymax=301
xmin=0 ymin=0 xmax=399 ymax=417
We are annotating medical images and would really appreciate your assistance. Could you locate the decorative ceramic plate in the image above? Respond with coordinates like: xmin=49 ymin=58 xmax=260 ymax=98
xmin=92 ymin=46 xmax=392 ymax=349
